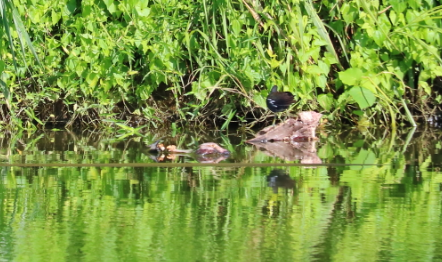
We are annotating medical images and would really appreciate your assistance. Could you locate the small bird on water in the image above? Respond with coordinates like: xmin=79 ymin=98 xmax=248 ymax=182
xmin=266 ymin=85 xmax=295 ymax=125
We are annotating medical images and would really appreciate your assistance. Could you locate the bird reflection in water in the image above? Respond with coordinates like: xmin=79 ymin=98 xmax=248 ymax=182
xmin=267 ymin=169 xmax=296 ymax=194
xmin=262 ymin=169 xmax=297 ymax=218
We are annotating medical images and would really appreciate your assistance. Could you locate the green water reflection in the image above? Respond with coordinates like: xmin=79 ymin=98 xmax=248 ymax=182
xmin=0 ymin=129 xmax=441 ymax=261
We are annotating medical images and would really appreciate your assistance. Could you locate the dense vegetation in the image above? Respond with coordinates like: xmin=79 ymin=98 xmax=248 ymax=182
xmin=0 ymin=0 xmax=441 ymax=130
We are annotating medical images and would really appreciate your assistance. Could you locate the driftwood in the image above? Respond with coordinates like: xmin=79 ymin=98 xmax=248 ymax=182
xmin=247 ymin=111 xmax=323 ymax=142
xmin=247 ymin=111 xmax=322 ymax=164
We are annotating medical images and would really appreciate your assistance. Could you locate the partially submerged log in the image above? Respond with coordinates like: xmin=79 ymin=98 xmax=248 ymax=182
xmin=247 ymin=111 xmax=323 ymax=143
xmin=247 ymin=111 xmax=322 ymax=164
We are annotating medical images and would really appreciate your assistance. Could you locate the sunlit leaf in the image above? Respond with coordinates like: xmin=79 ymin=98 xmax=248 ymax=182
xmin=339 ymin=68 xmax=363 ymax=85
xmin=317 ymin=93 xmax=334 ymax=111
xmin=348 ymin=86 xmax=376 ymax=109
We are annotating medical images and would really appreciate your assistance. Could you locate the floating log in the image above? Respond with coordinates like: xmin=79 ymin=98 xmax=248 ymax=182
xmin=247 ymin=111 xmax=322 ymax=164
xmin=247 ymin=111 xmax=323 ymax=143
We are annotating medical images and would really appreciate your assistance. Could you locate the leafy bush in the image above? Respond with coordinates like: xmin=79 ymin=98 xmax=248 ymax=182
xmin=0 ymin=0 xmax=441 ymax=129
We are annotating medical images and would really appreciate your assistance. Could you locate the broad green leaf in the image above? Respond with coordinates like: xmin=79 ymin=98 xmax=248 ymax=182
xmin=353 ymin=110 xmax=364 ymax=116
xmin=390 ymin=0 xmax=407 ymax=13
xmin=348 ymin=86 xmax=376 ymax=109
xmin=253 ymin=93 xmax=266 ymax=109
xmin=270 ymin=57 xmax=283 ymax=69
xmin=419 ymin=81 xmax=431 ymax=95
xmin=389 ymin=10 xmax=398 ymax=26
xmin=66 ymin=0 xmax=77 ymax=14
xmin=86 ymin=72 xmax=100 ymax=88
xmin=306 ymin=65 xmax=323 ymax=75
xmin=136 ymin=6 xmax=151 ymax=17
xmin=360 ymin=75 xmax=379 ymax=94
xmin=317 ymin=93 xmax=334 ymax=111
xmin=316 ymin=75 xmax=327 ymax=89
xmin=51 ymin=10 xmax=60 ymax=25
xmin=373 ymin=30 xmax=386 ymax=46
xmin=317 ymin=60 xmax=330 ymax=74
xmin=339 ymin=68 xmax=363 ymax=85
xmin=341 ymin=2 xmax=358 ymax=24
xmin=231 ymin=20 xmax=241 ymax=36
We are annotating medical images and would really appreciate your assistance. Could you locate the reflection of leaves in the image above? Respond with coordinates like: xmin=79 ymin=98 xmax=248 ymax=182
xmin=115 ymin=123 xmax=147 ymax=139
xmin=23 ymin=134 xmax=45 ymax=151
xmin=349 ymin=149 xmax=377 ymax=170
xmin=1 ymin=127 xmax=442 ymax=262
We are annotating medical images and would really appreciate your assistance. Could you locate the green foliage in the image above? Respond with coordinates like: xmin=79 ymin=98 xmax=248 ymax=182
xmin=330 ymin=1 xmax=442 ymax=125
xmin=0 ymin=0 xmax=441 ymax=129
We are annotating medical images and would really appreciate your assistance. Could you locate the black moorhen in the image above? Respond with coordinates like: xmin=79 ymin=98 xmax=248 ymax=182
xmin=266 ymin=85 xmax=295 ymax=125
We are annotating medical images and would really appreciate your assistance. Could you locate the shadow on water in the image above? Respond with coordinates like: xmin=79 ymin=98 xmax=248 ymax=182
xmin=0 ymin=127 xmax=442 ymax=261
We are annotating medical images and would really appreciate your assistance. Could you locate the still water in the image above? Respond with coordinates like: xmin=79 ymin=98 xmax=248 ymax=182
xmin=0 ymin=128 xmax=441 ymax=262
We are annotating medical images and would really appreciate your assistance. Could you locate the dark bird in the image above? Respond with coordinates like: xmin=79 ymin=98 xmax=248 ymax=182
xmin=266 ymin=85 xmax=295 ymax=125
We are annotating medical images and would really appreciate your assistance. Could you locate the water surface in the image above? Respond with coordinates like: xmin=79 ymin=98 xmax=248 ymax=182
xmin=0 ymin=128 xmax=441 ymax=261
